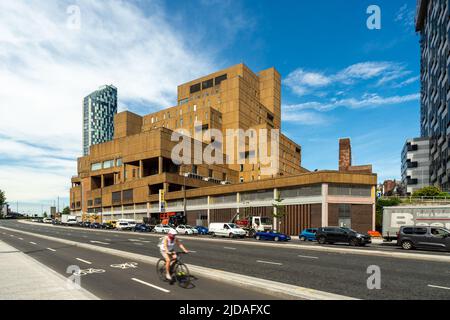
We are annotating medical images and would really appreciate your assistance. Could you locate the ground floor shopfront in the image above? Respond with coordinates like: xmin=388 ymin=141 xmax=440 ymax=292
xmin=73 ymin=178 xmax=376 ymax=235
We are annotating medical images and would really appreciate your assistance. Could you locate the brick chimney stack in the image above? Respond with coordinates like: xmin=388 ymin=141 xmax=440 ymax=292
xmin=339 ymin=138 xmax=352 ymax=171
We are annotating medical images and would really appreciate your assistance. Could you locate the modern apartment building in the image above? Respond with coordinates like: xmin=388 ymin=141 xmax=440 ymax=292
xmin=83 ymin=85 xmax=118 ymax=156
xmin=401 ymin=137 xmax=431 ymax=194
xmin=70 ymin=63 xmax=377 ymax=234
xmin=416 ymin=0 xmax=450 ymax=190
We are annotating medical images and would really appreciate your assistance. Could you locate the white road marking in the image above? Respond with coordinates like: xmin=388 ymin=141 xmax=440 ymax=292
xmin=83 ymin=236 xmax=88 ymax=238
xmin=189 ymin=250 xmax=196 ymax=253
xmin=298 ymin=255 xmax=319 ymax=259
xmin=47 ymin=248 xmax=56 ymax=252
xmin=18 ymin=237 xmax=23 ymax=240
xmin=76 ymin=258 xmax=92 ymax=265
xmin=256 ymin=260 xmax=283 ymax=266
xmin=224 ymin=247 xmax=236 ymax=250
xmin=89 ymin=240 xmax=110 ymax=245
xmin=428 ymin=284 xmax=450 ymax=290
xmin=9 ymin=235 xmax=14 ymax=237
xmin=29 ymin=242 xmax=37 ymax=245
xmin=131 ymin=278 xmax=170 ymax=293
xmin=134 ymin=243 xmax=143 ymax=246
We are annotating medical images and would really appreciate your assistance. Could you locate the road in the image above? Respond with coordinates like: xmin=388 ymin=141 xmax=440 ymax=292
xmin=1 ymin=220 xmax=450 ymax=300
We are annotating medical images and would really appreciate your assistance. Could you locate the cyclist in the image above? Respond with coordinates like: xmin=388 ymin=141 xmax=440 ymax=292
xmin=159 ymin=229 xmax=189 ymax=280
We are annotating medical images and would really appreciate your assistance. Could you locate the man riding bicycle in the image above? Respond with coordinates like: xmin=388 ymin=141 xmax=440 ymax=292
xmin=159 ymin=229 xmax=189 ymax=280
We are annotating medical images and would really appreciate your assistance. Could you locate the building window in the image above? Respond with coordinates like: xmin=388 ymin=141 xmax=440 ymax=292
xmin=240 ymin=164 xmax=244 ymax=172
xmin=240 ymin=177 xmax=244 ymax=183
xmin=193 ymin=104 xmax=197 ymax=112
xmin=116 ymin=158 xmax=122 ymax=166
xmin=91 ymin=163 xmax=102 ymax=171
xmin=103 ymin=160 xmax=114 ymax=169
xmin=208 ymin=169 xmax=213 ymax=178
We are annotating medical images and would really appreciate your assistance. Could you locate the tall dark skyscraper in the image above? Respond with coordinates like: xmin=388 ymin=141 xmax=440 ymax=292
xmin=416 ymin=0 xmax=450 ymax=190
xmin=83 ymin=85 xmax=118 ymax=156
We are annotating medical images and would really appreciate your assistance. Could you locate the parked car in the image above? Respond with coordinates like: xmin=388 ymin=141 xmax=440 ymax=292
xmin=101 ymin=222 xmax=115 ymax=229
xmin=153 ymin=224 xmax=172 ymax=233
xmin=43 ymin=218 xmax=53 ymax=224
xmin=299 ymin=228 xmax=318 ymax=241
xmin=398 ymin=226 xmax=450 ymax=251
xmin=255 ymin=230 xmax=291 ymax=242
xmin=31 ymin=218 xmax=40 ymax=222
xmin=176 ymin=225 xmax=194 ymax=235
xmin=315 ymin=227 xmax=371 ymax=246
xmin=133 ymin=223 xmax=152 ymax=232
xmin=208 ymin=223 xmax=247 ymax=238
xmin=89 ymin=222 xmax=102 ymax=229
xmin=194 ymin=225 xmax=209 ymax=235
xmin=116 ymin=219 xmax=136 ymax=231
xmin=82 ymin=221 xmax=91 ymax=228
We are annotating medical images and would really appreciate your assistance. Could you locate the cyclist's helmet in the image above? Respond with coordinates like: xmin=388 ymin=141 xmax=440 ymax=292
xmin=168 ymin=228 xmax=178 ymax=239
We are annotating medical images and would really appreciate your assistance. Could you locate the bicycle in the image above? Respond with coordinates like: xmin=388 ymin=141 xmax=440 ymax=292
xmin=156 ymin=251 xmax=190 ymax=288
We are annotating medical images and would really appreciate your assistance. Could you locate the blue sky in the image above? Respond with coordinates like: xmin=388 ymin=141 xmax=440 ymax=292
xmin=0 ymin=0 xmax=419 ymax=214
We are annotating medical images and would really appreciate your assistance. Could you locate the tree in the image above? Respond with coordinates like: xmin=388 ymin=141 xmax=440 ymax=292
xmin=412 ymin=186 xmax=448 ymax=198
xmin=0 ymin=189 xmax=6 ymax=219
xmin=43 ymin=211 xmax=48 ymax=218
xmin=271 ymin=191 xmax=287 ymax=232
xmin=375 ymin=198 xmax=401 ymax=231
xmin=61 ymin=206 xmax=70 ymax=215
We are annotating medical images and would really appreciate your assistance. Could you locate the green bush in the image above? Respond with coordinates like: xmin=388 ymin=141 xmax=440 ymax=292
xmin=412 ymin=186 xmax=448 ymax=198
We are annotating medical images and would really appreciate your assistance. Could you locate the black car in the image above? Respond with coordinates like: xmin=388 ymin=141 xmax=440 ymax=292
xmin=133 ymin=223 xmax=152 ymax=232
xmin=101 ymin=222 xmax=114 ymax=229
xmin=316 ymin=227 xmax=371 ymax=246
xmin=90 ymin=222 xmax=102 ymax=229
xmin=82 ymin=221 xmax=91 ymax=228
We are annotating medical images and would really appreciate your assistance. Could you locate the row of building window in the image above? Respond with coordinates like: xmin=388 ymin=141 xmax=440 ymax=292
xmin=91 ymin=158 xmax=122 ymax=171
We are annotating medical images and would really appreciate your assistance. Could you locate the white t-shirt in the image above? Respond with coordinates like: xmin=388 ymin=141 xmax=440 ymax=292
xmin=159 ymin=236 xmax=176 ymax=252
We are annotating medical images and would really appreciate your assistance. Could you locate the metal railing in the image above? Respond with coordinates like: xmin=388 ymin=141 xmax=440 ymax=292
xmin=380 ymin=195 xmax=450 ymax=204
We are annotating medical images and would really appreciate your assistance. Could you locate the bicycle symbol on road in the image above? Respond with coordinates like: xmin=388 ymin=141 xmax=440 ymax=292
xmin=73 ymin=268 xmax=106 ymax=276
xmin=110 ymin=262 xmax=139 ymax=269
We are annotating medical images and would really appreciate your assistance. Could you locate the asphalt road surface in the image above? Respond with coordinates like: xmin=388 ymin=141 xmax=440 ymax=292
xmin=0 ymin=224 xmax=275 ymax=300
xmin=1 ymin=220 xmax=450 ymax=300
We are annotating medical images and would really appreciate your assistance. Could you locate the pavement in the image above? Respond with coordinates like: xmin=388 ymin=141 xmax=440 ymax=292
xmin=0 ymin=240 xmax=98 ymax=300
xmin=2 ymin=220 xmax=450 ymax=300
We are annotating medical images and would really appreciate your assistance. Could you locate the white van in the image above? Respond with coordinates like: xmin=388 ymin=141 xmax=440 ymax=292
xmin=116 ymin=219 xmax=137 ymax=231
xmin=208 ymin=223 xmax=247 ymax=238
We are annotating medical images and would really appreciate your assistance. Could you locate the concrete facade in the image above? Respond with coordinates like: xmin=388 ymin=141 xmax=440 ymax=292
xmin=401 ymin=137 xmax=431 ymax=194
xmin=70 ymin=64 xmax=377 ymax=233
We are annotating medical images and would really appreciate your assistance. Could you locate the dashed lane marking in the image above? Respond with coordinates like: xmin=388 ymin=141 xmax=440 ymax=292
xmin=76 ymin=258 xmax=92 ymax=265
xmin=428 ymin=284 xmax=450 ymax=290
xmin=256 ymin=260 xmax=282 ymax=266
xmin=131 ymin=278 xmax=170 ymax=293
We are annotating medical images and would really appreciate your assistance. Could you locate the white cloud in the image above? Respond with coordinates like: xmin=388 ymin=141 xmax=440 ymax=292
xmin=281 ymin=111 xmax=330 ymax=125
xmin=285 ymin=61 xmax=412 ymax=96
xmin=284 ymin=93 xmax=420 ymax=112
xmin=284 ymin=69 xmax=331 ymax=96
xmin=395 ymin=4 xmax=415 ymax=29
xmin=0 ymin=0 xmax=236 ymax=208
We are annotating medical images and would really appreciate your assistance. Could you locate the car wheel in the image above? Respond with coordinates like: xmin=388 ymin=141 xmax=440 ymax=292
xmin=317 ymin=236 xmax=326 ymax=244
xmin=229 ymin=233 xmax=234 ymax=238
xmin=350 ymin=238 xmax=359 ymax=246
xmin=185 ymin=231 xmax=188 ymax=235
xmin=401 ymin=240 xmax=414 ymax=250
xmin=274 ymin=236 xmax=280 ymax=242
xmin=256 ymin=235 xmax=261 ymax=240
xmin=300 ymin=236 xmax=306 ymax=241
xmin=211 ymin=232 xmax=216 ymax=237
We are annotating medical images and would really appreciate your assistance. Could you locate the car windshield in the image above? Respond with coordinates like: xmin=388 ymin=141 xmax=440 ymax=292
xmin=228 ymin=223 xmax=239 ymax=229
xmin=341 ymin=227 xmax=357 ymax=233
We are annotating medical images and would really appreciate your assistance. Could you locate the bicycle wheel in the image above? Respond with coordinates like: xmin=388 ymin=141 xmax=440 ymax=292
xmin=174 ymin=262 xmax=190 ymax=288
xmin=156 ymin=259 xmax=167 ymax=281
